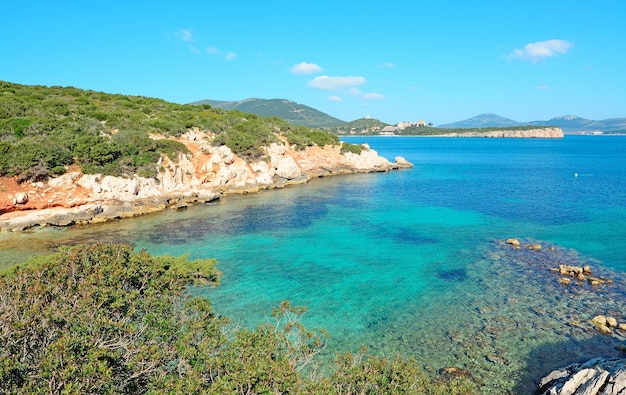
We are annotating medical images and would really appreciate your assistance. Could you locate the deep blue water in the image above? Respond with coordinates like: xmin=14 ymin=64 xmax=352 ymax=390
xmin=2 ymin=136 xmax=626 ymax=393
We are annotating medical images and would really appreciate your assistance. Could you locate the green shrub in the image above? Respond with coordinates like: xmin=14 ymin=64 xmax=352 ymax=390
xmin=340 ymin=142 xmax=363 ymax=155
xmin=0 ymin=244 xmax=474 ymax=394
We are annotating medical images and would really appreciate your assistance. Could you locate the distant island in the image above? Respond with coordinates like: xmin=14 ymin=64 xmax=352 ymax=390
xmin=331 ymin=118 xmax=564 ymax=138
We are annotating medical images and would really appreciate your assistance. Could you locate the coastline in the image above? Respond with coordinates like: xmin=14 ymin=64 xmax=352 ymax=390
xmin=341 ymin=126 xmax=564 ymax=138
xmin=0 ymin=132 xmax=412 ymax=231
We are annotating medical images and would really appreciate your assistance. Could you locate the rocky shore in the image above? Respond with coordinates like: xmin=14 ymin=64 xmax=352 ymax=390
xmin=439 ymin=127 xmax=564 ymax=138
xmin=0 ymin=130 xmax=411 ymax=231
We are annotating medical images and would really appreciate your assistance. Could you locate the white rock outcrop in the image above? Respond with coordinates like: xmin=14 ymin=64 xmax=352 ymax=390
xmin=0 ymin=131 xmax=412 ymax=231
xmin=538 ymin=357 xmax=626 ymax=395
xmin=440 ymin=127 xmax=564 ymax=138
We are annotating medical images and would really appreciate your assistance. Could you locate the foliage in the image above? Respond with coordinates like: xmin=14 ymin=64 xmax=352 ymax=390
xmin=0 ymin=244 xmax=474 ymax=394
xmin=194 ymin=98 xmax=347 ymax=128
xmin=283 ymin=125 xmax=340 ymax=150
xmin=330 ymin=117 xmax=389 ymax=134
xmin=340 ymin=142 xmax=363 ymax=155
xmin=0 ymin=81 xmax=341 ymax=181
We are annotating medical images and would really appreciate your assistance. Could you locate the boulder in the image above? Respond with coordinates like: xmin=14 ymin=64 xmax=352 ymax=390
xmin=13 ymin=193 xmax=28 ymax=205
xmin=538 ymin=357 xmax=626 ymax=394
xmin=506 ymin=238 xmax=521 ymax=246
xmin=591 ymin=315 xmax=607 ymax=326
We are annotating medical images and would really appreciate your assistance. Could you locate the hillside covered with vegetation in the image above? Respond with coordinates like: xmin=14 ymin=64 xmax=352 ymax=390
xmin=0 ymin=244 xmax=473 ymax=394
xmin=0 ymin=81 xmax=341 ymax=183
xmin=192 ymin=98 xmax=346 ymax=129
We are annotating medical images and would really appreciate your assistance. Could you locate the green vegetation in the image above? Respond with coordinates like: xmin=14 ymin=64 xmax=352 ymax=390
xmin=340 ymin=142 xmax=364 ymax=155
xmin=0 ymin=244 xmax=473 ymax=394
xmin=193 ymin=98 xmax=347 ymax=129
xmin=0 ymin=81 xmax=342 ymax=182
xmin=331 ymin=117 xmax=389 ymax=135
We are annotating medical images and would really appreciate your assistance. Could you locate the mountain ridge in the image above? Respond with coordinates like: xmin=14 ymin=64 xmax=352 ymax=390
xmin=193 ymin=98 xmax=625 ymax=133
xmin=439 ymin=113 xmax=626 ymax=133
xmin=192 ymin=98 xmax=345 ymax=129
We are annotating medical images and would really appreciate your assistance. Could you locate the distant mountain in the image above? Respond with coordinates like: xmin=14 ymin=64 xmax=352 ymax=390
xmin=439 ymin=113 xmax=626 ymax=133
xmin=438 ymin=113 xmax=523 ymax=128
xmin=191 ymin=98 xmax=346 ymax=129
xmin=527 ymin=116 xmax=626 ymax=133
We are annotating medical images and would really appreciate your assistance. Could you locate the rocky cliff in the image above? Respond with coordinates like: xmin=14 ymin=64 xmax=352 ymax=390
xmin=0 ymin=130 xmax=411 ymax=231
xmin=439 ymin=127 xmax=564 ymax=138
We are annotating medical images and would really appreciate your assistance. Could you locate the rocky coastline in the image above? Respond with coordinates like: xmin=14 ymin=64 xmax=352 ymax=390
xmin=0 ymin=130 xmax=411 ymax=231
xmin=438 ymin=127 xmax=564 ymax=138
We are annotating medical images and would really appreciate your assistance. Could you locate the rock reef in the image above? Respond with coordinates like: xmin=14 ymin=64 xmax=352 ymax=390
xmin=0 ymin=131 xmax=411 ymax=231
xmin=538 ymin=357 xmax=626 ymax=395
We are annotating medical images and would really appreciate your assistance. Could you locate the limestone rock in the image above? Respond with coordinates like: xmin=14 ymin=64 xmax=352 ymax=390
xmin=591 ymin=315 xmax=607 ymax=326
xmin=274 ymin=156 xmax=301 ymax=179
xmin=13 ymin=193 xmax=28 ymax=205
xmin=607 ymin=317 xmax=618 ymax=328
xmin=441 ymin=127 xmax=564 ymax=138
xmin=506 ymin=238 xmax=521 ymax=246
xmin=394 ymin=156 xmax=412 ymax=167
xmin=538 ymin=357 xmax=626 ymax=395
xmin=1 ymin=129 xmax=413 ymax=230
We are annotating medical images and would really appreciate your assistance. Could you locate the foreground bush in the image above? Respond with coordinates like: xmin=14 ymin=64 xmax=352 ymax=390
xmin=0 ymin=244 xmax=473 ymax=394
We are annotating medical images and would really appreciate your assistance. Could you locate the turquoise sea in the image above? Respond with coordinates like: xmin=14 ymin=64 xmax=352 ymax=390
xmin=2 ymin=136 xmax=626 ymax=393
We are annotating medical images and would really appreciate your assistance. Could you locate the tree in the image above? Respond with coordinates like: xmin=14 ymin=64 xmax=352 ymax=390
xmin=0 ymin=244 xmax=473 ymax=394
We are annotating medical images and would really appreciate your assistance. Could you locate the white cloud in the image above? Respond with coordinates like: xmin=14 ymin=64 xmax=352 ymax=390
xmin=206 ymin=46 xmax=221 ymax=55
xmin=363 ymin=92 xmax=385 ymax=100
xmin=225 ymin=51 xmax=237 ymax=60
xmin=509 ymin=39 xmax=572 ymax=63
xmin=377 ymin=62 xmax=395 ymax=69
xmin=536 ymin=84 xmax=549 ymax=90
xmin=327 ymin=95 xmax=342 ymax=102
xmin=291 ymin=62 xmax=322 ymax=75
xmin=308 ymin=75 xmax=366 ymax=90
xmin=176 ymin=29 xmax=193 ymax=42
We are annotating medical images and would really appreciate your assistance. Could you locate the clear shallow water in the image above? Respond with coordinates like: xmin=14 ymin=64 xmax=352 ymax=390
xmin=2 ymin=136 xmax=626 ymax=393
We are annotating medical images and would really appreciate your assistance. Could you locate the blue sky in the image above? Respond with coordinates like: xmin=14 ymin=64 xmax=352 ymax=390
xmin=2 ymin=1 xmax=625 ymax=125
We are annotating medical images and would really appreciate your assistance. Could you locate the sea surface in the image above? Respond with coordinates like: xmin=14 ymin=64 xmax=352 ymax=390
xmin=2 ymin=136 xmax=626 ymax=393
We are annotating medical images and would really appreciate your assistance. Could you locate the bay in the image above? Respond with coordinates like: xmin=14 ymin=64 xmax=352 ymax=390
xmin=2 ymin=135 xmax=626 ymax=393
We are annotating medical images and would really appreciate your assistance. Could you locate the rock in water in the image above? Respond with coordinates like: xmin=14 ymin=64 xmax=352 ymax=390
xmin=537 ymin=357 xmax=626 ymax=394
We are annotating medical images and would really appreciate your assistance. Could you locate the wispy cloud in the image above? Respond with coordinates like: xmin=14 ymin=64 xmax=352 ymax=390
xmin=205 ymin=46 xmax=237 ymax=60
xmin=291 ymin=62 xmax=322 ymax=75
xmin=363 ymin=92 xmax=385 ymax=100
xmin=206 ymin=46 xmax=221 ymax=55
xmin=377 ymin=62 xmax=395 ymax=69
xmin=536 ymin=84 xmax=549 ymax=90
xmin=327 ymin=95 xmax=342 ymax=102
xmin=176 ymin=29 xmax=193 ymax=42
xmin=308 ymin=75 xmax=366 ymax=90
xmin=509 ymin=39 xmax=572 ymax=63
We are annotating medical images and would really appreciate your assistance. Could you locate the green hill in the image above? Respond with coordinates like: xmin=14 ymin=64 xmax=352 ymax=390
xmin=192 ymin=98 xmax=346 ymax=128
xmin=330 ymin=117 xmax=390 ymax=134
xmin=0 ymin=81 xmax=340 ymax=183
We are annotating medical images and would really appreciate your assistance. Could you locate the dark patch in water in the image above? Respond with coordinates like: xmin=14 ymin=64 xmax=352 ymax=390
xmin=436 ymin=268 xmax=468 ymax=282
xmin=146 ymin=199 xmax=330 ymax=246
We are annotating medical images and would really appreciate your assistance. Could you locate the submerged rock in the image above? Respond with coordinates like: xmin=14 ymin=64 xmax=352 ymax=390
xmin=537 ymin=357 xmax=626 ymax=395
